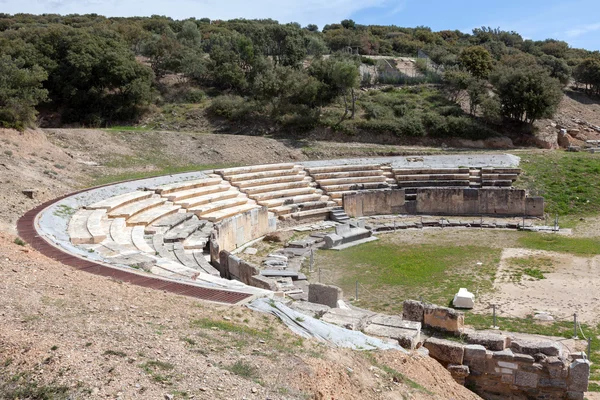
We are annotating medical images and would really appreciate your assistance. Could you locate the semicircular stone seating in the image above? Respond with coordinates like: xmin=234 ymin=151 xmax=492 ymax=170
xmin=65 ymin=162 xmax=522 ymax=289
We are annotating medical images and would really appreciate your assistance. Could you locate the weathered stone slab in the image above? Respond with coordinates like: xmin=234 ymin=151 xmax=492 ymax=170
xmin=464 ymin=331 xmax=509 ymax=351
xmin=363 ymin=324 xmax=420 ymax=350
xmin=288 ymin=301 xmax=330 ymax=319
xmin=452 ymin=287 xmax=475 ymax=309
xmin=321 ymin=308 xmax=368 ymax=331
xmin=423 ymin=304 xmax=464 ymax=333
xmin=515 ymin=370 xmax=539 ymax=388
xmin=510 ymin=339 xmax=561 ymax=357
xmin=369 ymin=314 xmax=421 ymax=331
xmin=402 ymin=300 xmax=424 ymax=322
xmin=423 ymin=337 xmax=464 ymax=365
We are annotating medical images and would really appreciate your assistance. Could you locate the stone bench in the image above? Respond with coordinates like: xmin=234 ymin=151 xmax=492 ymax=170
xmin=86 ymin=209 xmax=108 ymax=244
xmin=223 ymin=166 xmax=304 ymax=182
xmin=164 ymin=216 xmax=202 ymax=242
xmin=108 ymin=196 xmax=166 ymax=218
xmin=393 ymin=168 xmax=470 ymax=175
xmin=201 ymin=203 xmax=261 ymax=223
xmin=395 ymin=174 xmax=471 ymax=181
xmin=68 ymin=209 xmax=95 ymax=244
xmin=109 ymin=218 xmax=135 ymax=248
xmin=126 ymin=203 xmax=181 ymax=226
xmin=242 ymin=179 xmax=316 ymax=195
xmin=259 ymin=193 xmax=325 ymax=208
xmin=481 ymin=180 xmax=513 ymax=187
xmin=306 ymin=164 xmax=382 ymax=174
xmin=189 ymin=196 xmax=252 ymax=217
xmin=396 ymin=180 xmax=471 ymax=188
xmin=131 ymin=225 xmax=155 ymax=254
xmin=310 ymin=170 xmax=383 ymax=180
xmin=233 ymin=173 xmax=308 ymax=188
xmin=174 ymin=188 xmax=240 ymax=209
xmin=151 ymin=177 xmax=223 ymax=195
xmin=145 ymin=212 xmax=193 ymax=234
xmin=284 ymin=207 xmax=336 ymax=221
xmin=164 ymin=183 xmax=231 ymax=202
xmin=251 ymin=187 xmax=317 ymax=201
xmin=320 ymin=182 xmax=389 ymax=192
xmin=316 ymin=175 xmax=387 ymax=186
xmin=480 ymin=174 xmax=519 ymax=181
xmin=86 ymin=191 xmax=153 ymax=212
xmin=271 ymin=200 xmax=336 ymax=216
xmin=216 ymin=163 xmax=296 ymax=177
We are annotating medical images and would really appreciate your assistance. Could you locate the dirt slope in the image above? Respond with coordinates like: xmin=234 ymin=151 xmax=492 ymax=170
xmin=0 ymin=232 xmax=480 ymax=399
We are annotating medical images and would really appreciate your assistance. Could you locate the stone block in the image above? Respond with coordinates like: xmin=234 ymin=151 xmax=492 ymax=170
xmin=249 ymin=275 xmax=278 ymax=291
xmin=321 ymin=308 xmax=368 ymax=331
xmin=546 ymin=356 xmax=569 ymax=379
xmin=567 ymin=359 xmax=590 ymax=392
xmin=452 ymin=287 xmax=475 ymax=309
xmin=423 ymin=304 xmax=464 ymax=333
xmin=464 ymin=331 xmax=508 ymax=351
xmin=363 ymin=324 xmax=420 ymax=350
xmin=423 ymin=337 xmax=464 ymax=365
xmin=514 ymin=370 xmax=539 ymax=388
xmin=567 ymin=392 xmax=585 ymax=400
xmin=402 ymin=300 xmax=424 ymax=323
xmin=308 ymin=283 xmax=342 ymax=308
xmin=510 ymin=339 xmax=561 ymax=357
xmin=289 ymin=301 xmax=330 ymax=319
xmin=368 ymin=314 xmax=421 ymax=331
xmin=492 ymin=348 xmax=514 ymax=360
xmin=323 ymin=234 xmax=343 ymax=249
xmin=447 ymin=364 xmax=470 ymax=384
xmin=463 ymin=344 xmax=487 ymax=360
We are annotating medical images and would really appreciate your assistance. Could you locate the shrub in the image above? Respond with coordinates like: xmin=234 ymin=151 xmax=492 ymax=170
xmin=361 ymin=56 xmax=376 ymax=66
xmin=208 ymin=95 xmax=258 ymax=121
xmin=362 ymin=102 xmax=392 ymax=120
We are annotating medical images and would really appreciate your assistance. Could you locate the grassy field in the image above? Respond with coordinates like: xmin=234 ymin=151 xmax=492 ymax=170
xmin=517 ymin=233 xmax=600 ymax=256
xmin=517 ymin=151 xmax=600 ymax=218
xmin=314 ymin=236 xmax=501 ymax=314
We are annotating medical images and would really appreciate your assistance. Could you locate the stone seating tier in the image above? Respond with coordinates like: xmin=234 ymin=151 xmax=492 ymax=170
xmin=201 ymin=203 xmax=261 ymax=223
xmin=164 ymin=183 xmax=232 ymax=202
xmin=68 ymin=209 xmax=95 ymax=245
xmin=126 ymin=203 xmax=181 ymax=226
xmin=174 ymin=188 xmax=241 ymax=209
xmin=215 ymin=163 xmax=296 ymax=177
xmin=242 ymin=179 xmax=317 ymax=195
xmin=85 ymin=191 xmax=153 ymax=212
xmin=189 ymin=196 xmax=254 ymax=217
xmin=108 ymin=196 xmax=166 ymax=219
xmin=234 ymin=173 xmax=308 ymax=188
xmin=309 ymin=170 xmax=384 ymax=180
xmin=305 ymin=164 xmax=382 ymax=174
xmin=316 ymin=175 xmax=387 ymax=186
xmin=150 ymin=176 xmax=223 ymax=195
xmin=395 ymin=174 xmax=471 ymax=182
xmin=222 ymin=167 xmax=304 ymax=182
xmin=259 ymin=193 xmax=327 ymax=208
xmin=87 ymin=209 xmax=108 ymax=244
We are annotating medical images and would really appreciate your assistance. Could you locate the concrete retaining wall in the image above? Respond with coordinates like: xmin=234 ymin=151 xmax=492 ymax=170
xmin=213 ymin=206 xmax=274 ymax=253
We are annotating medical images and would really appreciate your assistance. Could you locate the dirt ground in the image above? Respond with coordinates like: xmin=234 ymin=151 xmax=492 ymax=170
xmin=0 ymin=232 xmax=479 ymax=399
xmin=476 ymin=248 xmax=600 ymax=324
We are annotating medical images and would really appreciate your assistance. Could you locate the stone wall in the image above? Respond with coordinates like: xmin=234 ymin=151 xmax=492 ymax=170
xmin=213 ymin=206 xmax=275 ymax=253
xmin=415 ymin=188 xmax=544 ymax=217
xmin=343 ymin=190 xmax=406 ymax=217
xmin=405 ymin=300 xmax=589 ymax=400
xmin=343 ymin=188 xmax=543 ymax=218
xmin=218 ymin=250 xmax=278 ymax=291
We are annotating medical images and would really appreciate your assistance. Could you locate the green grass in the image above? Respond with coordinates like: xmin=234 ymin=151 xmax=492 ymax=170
xmin=89 ymin=163 xmax=234 ymax=187
xmin=224 ymin=360 xmax=259 ymax=380
xmin=505 ymin=256 xmax=554 ymax=283
xmin=316 ymin=239 xmax=501 ymax=313
xmin=140 ymin=360 xmax=175 ymax=384
xmin=517 ymin=152 xmax=600 ymax=217
xmin=518 ymin=233 xmax=600 ymax=256
xmin=13 ymin=237 xmax=26 ymax=246
xmin=103 ymin=125 xmax=152 ymax=132
xmin=0 ymin=372 xmax=71 ymax=399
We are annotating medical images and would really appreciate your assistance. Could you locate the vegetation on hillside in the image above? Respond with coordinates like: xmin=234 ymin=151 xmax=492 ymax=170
xmin=1 ymin=15 xmax=599 ymax=139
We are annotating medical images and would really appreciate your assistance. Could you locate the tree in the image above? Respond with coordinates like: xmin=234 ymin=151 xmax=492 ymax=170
xmin=490 ymin=65 xmax=563 ymax=124
xmin=574 ymin=57 xmax=600 ymax=95
xmin=141 ymin=31 xmax=184 ymax=78
xmin=458 ymin=46 xmax=493 ymax=79
xmin=177 ymin=20 xmax=201 ymax=47
xmin=538 ymin=55 xmax=571 ymax=86
xmin=341 ymin=19 xmax=356 ymax=30
xmin=305 ymin=24 xmax=319 ymax=32
xmin=0 ymin=55 xmax=48 ymax=130
xmin=331 ymin=60 xmax=360 ymax=120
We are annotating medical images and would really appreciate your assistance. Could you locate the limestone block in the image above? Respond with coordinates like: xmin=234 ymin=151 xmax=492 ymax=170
xmin=288 ymin=301 xmax=330 ymax=319
xmin=452 ymin=288 xmax=475 ymax=309
xmin=323 ymin=234 xmax=343 ymax=249
xmin=567 ymin=359 xmax=590 ymax=392
xmin=321 ymin=308 xmax=368 ymax=331
xmin=492 ymin=348 xmax=514 ymax=361
xmin=464 ymin=331 xmax=509 ymax=351
xmin=402 ymin=300 xmax=424 ymax=323
xmin=510 ymin=339 xmax=561 ymax=357
xmin=514 ymin=371 xmax=539 ymax=388
xmin=363 ymin=324 xmax=420 ymax=350
xmin=423 ymin=337 xmax=464 ymax=365
xmin=567 ymin=392 xmax=585 ymax=400
xmin=447 ymin=364 xmax=470 ymax=385
xmin=423 ymin=304 xmax=464 ymax=333
xmin=463 ymin=344 xmax=487 ymax=360
xmin=308 ymin=283 xmax=342 ymax=308
xmin=368 ymin=314 xmax=422 ymax=331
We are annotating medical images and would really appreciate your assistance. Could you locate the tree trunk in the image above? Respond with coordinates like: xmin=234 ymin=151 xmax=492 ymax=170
xmin=338 ymin=92 xmax=349 ymax=125
xmin=350 ymin=88 xmax=356 ymax=119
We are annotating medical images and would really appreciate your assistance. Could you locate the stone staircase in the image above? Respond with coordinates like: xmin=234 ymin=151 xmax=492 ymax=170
xmin=216 ymin=163 xmax=336 ymax=221
xmin=305 ymin=164 xmax=390 ymax=206
xmin=330 ymin=207 xmax=350 ymax=223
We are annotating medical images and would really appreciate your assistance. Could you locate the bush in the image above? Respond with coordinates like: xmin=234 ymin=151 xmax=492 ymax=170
xmin=362 ymin=102 xmax=393 ymax=120
xmin=208 ymin=95 xmax=258 ymax=120
xmin=361 ymin=56 xmax=376 ymax=66
xmin=357 ymin=113 xmax=424 ymax=137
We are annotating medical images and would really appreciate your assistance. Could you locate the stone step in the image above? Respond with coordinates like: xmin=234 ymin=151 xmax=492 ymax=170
xmin=395 ymin=174 xmax=470 ymax=182
xmin=481 ymin=168 xmax=521 ymax=174
xmin=173 ymin=243 xmax=201 ymax=270
xmin=192 ymin=251 xmax=220 ymax=276
xmin=151 ymin=177 xmax=223 ymax=195
xmin=216 ymin=163 xmax=296 ymax=177
xmin=396 ymin=181 xmax=471 ymax=188
xmin=285 ymin=207 xmax=337 ymax=221
xmin=108 ymin=196 xmax=166 ymax=218
xmin=481 ymin=180 xmax=513 ymax=187
xmin=316 ymin=176 xmax=387 ymax=186
xmin=131 ymin=225 xmax=155 ymax=254
xmin=175 ymin=188 xmax=241 ymax=209
xmin=251 ymin=187 xmax=317 ymax=201
xmin=321 ymin=182 xmax=389 ymax=192
xmin=393 ymin=168 xmax=470 ymax=175
xmin=243 ymin=179 xmax=315 ymax=195
xmin=68 ymin=209 xmax=95 ymax=245
xmin=469 ymin=170 xmax=481 ymax=176
xmin=146 ymin=212 xmax=193 ymax=234
xmin=87 ymin=209 xmax=108 ymax=244
xmin=126 ymin=204 xmax=182 ymax=226
xmin=165 ymin=183 xmax=232 ymax=202
xmin=189 ymin=196 xmax=251 ymax=217
xmin=310 ymin=170 xmax=383 ymax=180
xmin=183 ymin=232 xmax=210 ymax=250
xmin=151 ymin=259 xmax=199 ymax=280
xmin=271 ymin=201 xmax=335 ymax=216
xmin=164 ymin=216 xmax=201 ymax=243
xmin=259 ymin=193 xmax=325 ymax=208
xmin=223 ymin=167 xmax=304 ymax=182
xmin=480 ymin=174 xmax=519 ymax=181
xmin=328 ymin=190 xmax=372 ymax=199
xmin=152 ymin=234 xmax=174 ymax=260
xmin=201 ymin=203 xmax=261 ymax=223
xmin=306 ymin=164 xmax=382 ymax=174
xmin=96 ymin=239 xmax=141 ymax=258
xmin=86 ymin=191 xmax=153 ymax=212
xmin=109 ymin=218 xmax=135 ymax=248
xmin=386 ymin=178 xmax=397 ymax=185
xmin=234 ymin=174 xmax=308 ymax=189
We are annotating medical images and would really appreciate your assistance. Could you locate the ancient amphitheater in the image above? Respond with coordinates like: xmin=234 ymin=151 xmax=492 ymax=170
xmin=18 ymin=154 xmax=591 ymax=400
